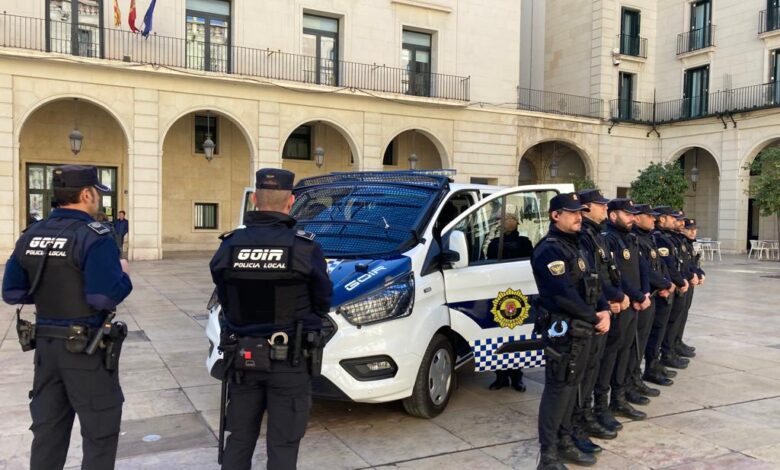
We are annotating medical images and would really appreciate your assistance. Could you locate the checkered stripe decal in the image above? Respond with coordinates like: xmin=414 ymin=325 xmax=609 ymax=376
xmin=470 ymin=335 xmax=545 ymax=372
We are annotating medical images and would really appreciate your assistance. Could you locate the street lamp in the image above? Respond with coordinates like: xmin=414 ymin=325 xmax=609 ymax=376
xmin=314 ymin=146 xmax=325 ymax=168
xmin=202 ymin=112 xmax=215 ymax=162
xmin=549 ymin=158 xmax=559 ymax=178
xmin=690 ymin=150 xmax=700 ymax=191
xmin=69 ymin=128 xmax=83 ymax=155
xmin=408 ymin=152 xmax=418 ymax=170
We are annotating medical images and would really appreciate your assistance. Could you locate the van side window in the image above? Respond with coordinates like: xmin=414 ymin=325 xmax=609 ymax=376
xmin=434 ymin=190 xmax=478 ymax=237
xmin=452 ymin=190 xmax=557 ymax=266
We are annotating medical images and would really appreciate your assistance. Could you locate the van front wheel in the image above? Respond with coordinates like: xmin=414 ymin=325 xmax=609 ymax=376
xmin=402 ymin=333 xmax=455 ymax=418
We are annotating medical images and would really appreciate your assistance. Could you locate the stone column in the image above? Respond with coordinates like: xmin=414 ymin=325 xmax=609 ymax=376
xmin=362 ymin=112 xmax=383 ymax=171
xmin=130 ymin=88 xmax=161 ymax=260
xmin=257 ymin=101 xmax=281 ymax=170
xmin=718 ymin=128 xmax=743 ymax=253
xmin=0 ymin=74 xmax=15 ymax=261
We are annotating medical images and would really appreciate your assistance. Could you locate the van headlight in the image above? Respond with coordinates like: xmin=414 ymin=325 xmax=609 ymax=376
xmin=337 ymin=273 xmax=414 ymax=326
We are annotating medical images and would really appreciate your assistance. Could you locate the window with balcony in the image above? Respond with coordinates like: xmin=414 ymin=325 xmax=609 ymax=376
xmin=46 ymin=0 xmax=104 ymax=58
xmin=619 ymin=8 xmax=643 ymax=57
xmin=765 ymin=0 xmax=780 ymax=33
xmin=684 ymin=65 xmax=709 ymax=118
xmin=186 ymin=0 xmax=230 ymax=73
xmin=771 ymin=49 xmax=780 ymax=104
xmin=402 ymin=30 xmax=432 ymax=97
xmin=303 ymin=14 xmax=339 ymax=86
xmin=618 ymin=72 xmax=636 ymax=120
xmin=688 ymin=0 xmax=713 ymax=51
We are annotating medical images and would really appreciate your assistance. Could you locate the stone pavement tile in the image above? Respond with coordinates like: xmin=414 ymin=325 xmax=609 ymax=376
xmin=717 ymin=397 xmax=780 ymax=428
xmin=508 ymin=398 xmax=541 ymax=417
xmin=650 ymin=408 xmax=780 ymax=451
xmin=0 ymin=381 xmax=35 ymax=407
xmin=373 ymin=449 xmax=512 ymax=469
xmin=122 ymin=389 xmax=195 ymax=421
xmin=664 ymin=372 xmax=780 ymax=407
xmin=261 ymin=423 xmax=372 ymax=470
xmin=479 ymin=439 xmax=540 ymax=469
xmin=119 ymin=367 xmax=179 ymax=394
xmin=632 ymin=389 xmax=703 ymax=419
xmin=141 ymin=324 xmax=205 ymax=341
xmin=3 ymin=428 xmax=86 ymax=469
xmin=662 ymin=452 xmax=778 ymax=469
xmin=114 ymin=446 xmax=218 ymax=470
xmin=118 ymin=344 xmax=166 ymax=372
xmin=0 ymin=405 xmax=34 ymax=436
xmin=0 ymin=351 xmax=34 ymax=384
xmin=743 ymin=443 xmax=780 ymax=466
xmin=182 ymin=384 xmax=221 ymax=412
xmin=694 ymin=351 xmax=780 ymax=371
xmin=432 ymin=404 xmax=538 ymax=447
xmin=597 ymin=421 xmax=731 ymax=468
xmin=158 ymin=350 xmax=206 ymax=369
xmin=326 ymin=414 xmax=471 ymax=466
xmin=677 ymin=358 xmax=739 ymax=378
xmin=457 ymin=370 xmax=544 ymax=404
xmin=169 ymin=364 xmax=217 ymax=388
xmin=116 ymin=412 xmax=215 ymax=460
xmin=748 ymin=366 xmax=780 ymax=381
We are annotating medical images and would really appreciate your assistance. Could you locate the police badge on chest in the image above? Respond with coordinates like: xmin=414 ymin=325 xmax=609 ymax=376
xmin=232 ymin=247 xmax=290 ymax=270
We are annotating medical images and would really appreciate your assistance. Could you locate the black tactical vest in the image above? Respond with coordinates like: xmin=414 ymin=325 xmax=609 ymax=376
xmin=605 ymin=224 xmax=641 ymax=289
xmin=581 ymin=220 xmax=619 ymax=287
xmin=545 ymin=234 xmax=601 ymax=307
xmin=634 ymin=229 xmax=660 ymax=272
xmin=16 ymin=216 xmax=107 ymax=320
xmin=220 ymin=224 xmax=315 ymax=329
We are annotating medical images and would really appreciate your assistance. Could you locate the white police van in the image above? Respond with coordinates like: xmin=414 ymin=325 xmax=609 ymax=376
xmin=207 ymin=170 xmax=573 ymax=418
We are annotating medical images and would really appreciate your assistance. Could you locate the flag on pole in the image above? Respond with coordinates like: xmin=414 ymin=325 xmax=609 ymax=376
xmin=141 ymin=0 xmax=158 ymax=38
xmin=113 ymin=0 xmax=121 ymax=27
xmin=128 ymin=0 xmax=140 ymax=33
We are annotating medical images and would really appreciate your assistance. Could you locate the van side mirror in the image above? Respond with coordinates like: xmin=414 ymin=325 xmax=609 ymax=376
xmin=442 ymin=230 xmax=469 ymax=269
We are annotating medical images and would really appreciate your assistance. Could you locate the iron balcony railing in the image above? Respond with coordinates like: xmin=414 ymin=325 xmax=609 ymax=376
xmin=0 ymin=13 xmax=470 ymax=101
xmin=616 ymin=34 xmax=647 ymax=58
xmin=759 ymin=8 xmax=780 ymax=34
xmin=677 ymin=25 xmax=716 ymax=55
xmin=611 ymin=81 xmax=780 ymax=124
xmin=517 ymin=88 xmax=603 ymax=119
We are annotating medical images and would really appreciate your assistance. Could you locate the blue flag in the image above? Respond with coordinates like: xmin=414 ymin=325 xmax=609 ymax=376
xmin=141 ymin=0 xmax=157 ymax=38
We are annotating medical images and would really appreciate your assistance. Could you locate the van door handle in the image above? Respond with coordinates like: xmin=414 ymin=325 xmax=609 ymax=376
xmin=424 ymin=287 xmax=432 ymax=293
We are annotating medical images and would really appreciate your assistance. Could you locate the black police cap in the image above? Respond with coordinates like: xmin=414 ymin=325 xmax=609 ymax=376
xmin=672 ymin=209 xmax=686 ymax=220
xmin=607 ymin=198 xmax=640 ymax=214
xmin=684 ymin=218 xmax=698 ymax=229
xmin=52 ymin=165 xmax=111 ymax=193
xmin=549 ymin=192 xmax=589 ymax=213
xmin=255 ymin=168 xmax=295 ymax=190
xmin=634 ymin=204 xmax=660 ymax=216
xmin=577 ymin=188 xmax=610 ymax=205
xmin=653 ymin=205 xmax=674 ymax=216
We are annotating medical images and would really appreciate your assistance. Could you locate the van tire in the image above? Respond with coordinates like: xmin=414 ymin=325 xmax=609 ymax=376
xmin=402 ymin=333 xmax=456 ymax=418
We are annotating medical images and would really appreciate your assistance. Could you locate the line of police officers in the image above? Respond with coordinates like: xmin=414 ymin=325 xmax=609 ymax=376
xmin=532 ymin=190 xmax=705 ymax=470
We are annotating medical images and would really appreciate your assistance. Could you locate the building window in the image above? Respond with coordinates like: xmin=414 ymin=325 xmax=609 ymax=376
xmin=383 ymin=140 xmax=396 ymax=165
xmin=616 ymin=187 xmax=630 ymax=198
xmin=194 ymin=115 xmax=218 ymax=155
xmin=771 ymin=49 xmax=780 ymax=104
xmin=195 ymin=202 xmax=219 ymax=229
xmin=186 ymin=0 xmax=231 ymax=73
xmin=688 ymin=0 xmax=712 ymax=51
xmin=402 ymin=30 xmax=432 ymax=97
xmin=618 ymin=72 xmax=635 ymax=120
xmin=619 ymin=8 xmax=641 ymax=56
xmin=683 ymin=65 xmax=709 ymax=118
xmin=283 ymin=125 xmax=312 ymax=160
xmin=768 ymin=0 xmax=780 ymax=33
xmin=46 ymin=0 xmax=104 ymax=58
xmin=303 ymin=14 xmax=339 ymax=86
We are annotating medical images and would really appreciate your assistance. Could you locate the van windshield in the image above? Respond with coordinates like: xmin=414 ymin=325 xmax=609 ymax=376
xmin=289 ymin=183 xmax=440 ymax=257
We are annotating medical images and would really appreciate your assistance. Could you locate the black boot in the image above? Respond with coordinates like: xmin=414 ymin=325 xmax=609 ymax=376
xmin=508 ymin=369 xmax=526 ymax=392
xmin=626 ymin=389 xmax=650 ymax=406
xmin=676 ymin=344 xmax=696 ymax=358
xmin=572 ymin=432 xmax=602 ymax=454
xmin=537 ymin=446 xmax=567 ymax=470
xmin=662 ymin=355 xmax=689 ymax=369
xmin=657 ymin=364 xmax=677 ymax=378
xmin=594 ymin=394 xmax=623 ymax=432
xmin=680 ymin=341 xmax=696 ymax=352
xmin=635 ymin=379 xmax=661 ymax=397
xmin=489 ymin=370 xmax=510 ymax=390
xmin=610 ymin=392 xmax=647 ymax=420
xmin=644 ymin=369 xmax=674 ymax=386
xmin=582 ymin=408 xmax=617 ymax=440
xmin=558 ymin=435 xmax=597 ymax=466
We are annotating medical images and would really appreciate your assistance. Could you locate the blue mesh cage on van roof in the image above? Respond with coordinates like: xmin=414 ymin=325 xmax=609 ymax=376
xmin=294 ymin=171 xmax=453 ymax=191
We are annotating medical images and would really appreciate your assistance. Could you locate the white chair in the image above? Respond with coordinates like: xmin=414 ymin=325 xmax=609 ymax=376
xmin=711 ymin=241 xmax=722 ymax=261
xmin=749 ymin=240 xmax=769 ymax=260
xmin=767 ymin=241 xmax=780 ymax=261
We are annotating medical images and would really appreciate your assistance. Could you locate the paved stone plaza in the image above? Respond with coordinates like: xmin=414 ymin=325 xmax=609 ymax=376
xmin=1 ymin=255 xmax=780 ymax=469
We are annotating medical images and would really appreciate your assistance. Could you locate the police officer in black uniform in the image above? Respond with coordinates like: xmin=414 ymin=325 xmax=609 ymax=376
xmin=674 ymin=217 xmax=704 ymax=358
xmin=660 ymin=211 xmax=695 ymax=370
xmin=210 ymin=168 xmax=332 ymax=470
xmin=627 ymin=204 xmax=673 ymax=403
xmin=532 ymin=193 xmax=610 ymax=470
xmin=598 ymin=199 xmax=649 ymax=421
xmin=570 ymin=189 xmax=620 ymax=453
xmin=2 ymin=165 xmax=133 ymax=470
xmin=644 ymin=206 xmax=689 ymax=385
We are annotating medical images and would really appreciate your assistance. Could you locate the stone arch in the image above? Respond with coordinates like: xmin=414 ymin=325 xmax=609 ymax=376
xmin=738 ymin=136 xmax=780 ymax=251
xmin=671 ymin=147 xmax=721 ymax=240
xmin=381 ymin=126 xmax=451 ymax=169
xmin=517 ymin=139 xmax=592 ymax=184
xmin=668 ymin=144 xmax=722 ymax=176
xmin=280 ymin=117 xmax=362 ymax=180
xmin=740 ymin=136 xmax=780 ymax=175
xmin=518 ymin=137 xmax=596 ymax=181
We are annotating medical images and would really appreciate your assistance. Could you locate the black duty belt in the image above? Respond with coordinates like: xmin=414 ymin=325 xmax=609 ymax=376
xmin=36 ymin=325 xmax=90 ymax=339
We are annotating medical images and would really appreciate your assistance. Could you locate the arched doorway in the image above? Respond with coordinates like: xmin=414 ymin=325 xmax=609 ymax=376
xmin=282 ymin=121 xmax=357 ymax=181
xmin=382 ymin=130 xmax=444 ymax=170
xmin=518 ymin=141 xmax=587 ymax=185
xmin=18 ymin=98 xmax=128 ymax=228
xmin=745 ymin=140 xmax=780 ymax=249
xmin=675 ymin=147 xmax=720 ymax=240
xmin=161 ymin=111 xmax=252 ymax=254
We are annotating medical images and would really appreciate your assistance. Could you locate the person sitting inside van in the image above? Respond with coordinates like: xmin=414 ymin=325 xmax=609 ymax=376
xmin=487 ymin=213 xmax=534 ymax=261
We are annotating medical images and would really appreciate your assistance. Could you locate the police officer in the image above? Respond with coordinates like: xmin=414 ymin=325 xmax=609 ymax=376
xmin=598 ymin=199 xmax=649 ymax=421
xmin=2 ymin=165 xmax=133 ymax=470
xmin=570 ymin=189 xmax=621 ymax=452
xmin=210 ymin=168 xmax=332 ymax=470
xmin=532 ymin=193 xmax=610 ymax=470
xmin=674 ymin=218 xmax=704 ymax=358
xmin=627 ymin=205 xmax=673 ymax=403
xmin=660 ymin=211 xmax=695 ymax=370
xmin=644 ymin=206 xmax=689 ymax=385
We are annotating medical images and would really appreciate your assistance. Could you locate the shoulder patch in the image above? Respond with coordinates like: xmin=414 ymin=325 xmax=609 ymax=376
xmin=296 ymin=230 xmax=315 ymax=241
xmin=87 ymin=222 xmax=111 ymax=236
xmin=658 ymin=247 xmax=670 ymax=257
xmin=219 ymin=230 xmax=235 ymax=240
xmin=547 ymin=260 xmax=566 ymax=276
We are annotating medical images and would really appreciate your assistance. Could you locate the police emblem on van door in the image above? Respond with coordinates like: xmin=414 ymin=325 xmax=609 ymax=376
xmin=490 ymin=288 xmax=530 ymax=329
xmin=232 ymin=247 xmax=290 ymax=270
